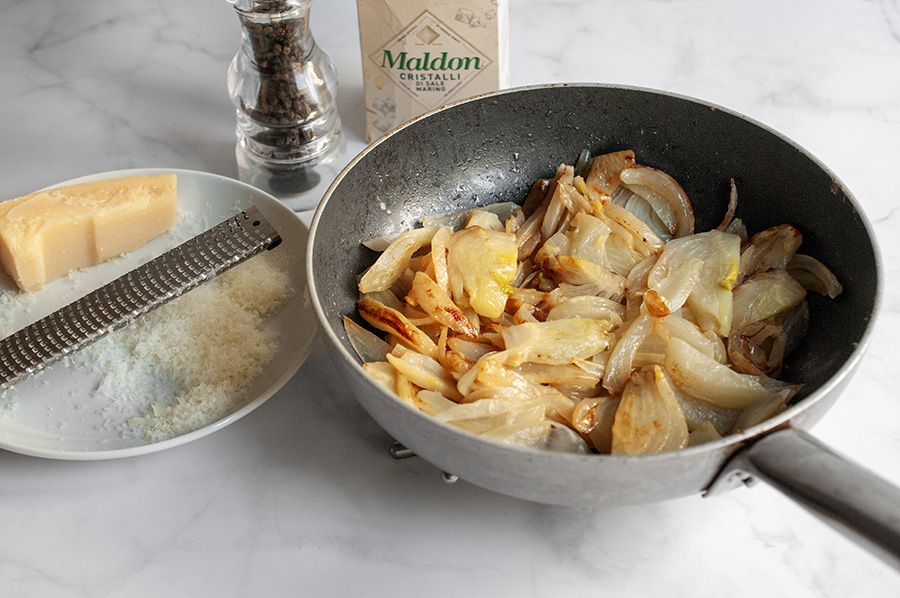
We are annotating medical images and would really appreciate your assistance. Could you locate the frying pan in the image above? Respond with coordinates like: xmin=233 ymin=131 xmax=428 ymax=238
xmin=306 ymin=84 xmax=899 ymax=568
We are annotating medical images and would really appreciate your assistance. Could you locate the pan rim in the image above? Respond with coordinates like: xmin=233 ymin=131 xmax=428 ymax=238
xmin=306 ymin=82 xmax=884 ymax=468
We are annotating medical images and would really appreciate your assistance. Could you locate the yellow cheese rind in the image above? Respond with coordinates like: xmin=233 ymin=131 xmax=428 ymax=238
xmin=0 ymin=174 xmax=177 ymax=292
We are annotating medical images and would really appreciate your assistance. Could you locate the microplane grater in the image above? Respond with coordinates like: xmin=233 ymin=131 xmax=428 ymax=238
xmin=0 ymin=205 xmax=281 ymax=391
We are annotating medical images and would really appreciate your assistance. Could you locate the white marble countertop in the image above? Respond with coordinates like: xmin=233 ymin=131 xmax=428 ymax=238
xmin=2 ymin=0 xmax=899 ymax=595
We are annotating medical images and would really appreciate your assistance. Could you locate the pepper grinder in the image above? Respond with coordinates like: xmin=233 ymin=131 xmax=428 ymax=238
xmin=227 ymin=0 xmax=345 ymax=210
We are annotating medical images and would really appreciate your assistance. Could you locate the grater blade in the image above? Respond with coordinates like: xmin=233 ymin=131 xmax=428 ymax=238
xmin=0 ymin=205 xmax=281 ymax=391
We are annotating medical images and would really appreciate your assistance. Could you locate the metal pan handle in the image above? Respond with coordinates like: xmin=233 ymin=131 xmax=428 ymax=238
xmin=710 ymin=428 xmax=900 ymax=570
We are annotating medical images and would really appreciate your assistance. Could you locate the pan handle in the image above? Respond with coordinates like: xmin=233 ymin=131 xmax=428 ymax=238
xmin=709 ymin=428 xmax=900 ymax=571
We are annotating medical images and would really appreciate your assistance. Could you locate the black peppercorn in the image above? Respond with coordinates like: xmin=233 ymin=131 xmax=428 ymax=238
xmin=238 ymin=1 xmax=314 ymax=140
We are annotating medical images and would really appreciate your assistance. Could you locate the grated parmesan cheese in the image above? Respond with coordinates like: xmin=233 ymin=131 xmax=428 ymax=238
xmin=88 ymin=251 xmax=293 ymax=442
xmin=0 ymin=205 xmax=294 ymax=444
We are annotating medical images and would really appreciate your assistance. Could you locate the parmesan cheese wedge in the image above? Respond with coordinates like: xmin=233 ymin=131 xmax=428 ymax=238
xmin=0 ymin=174 xmax=177 ymax=292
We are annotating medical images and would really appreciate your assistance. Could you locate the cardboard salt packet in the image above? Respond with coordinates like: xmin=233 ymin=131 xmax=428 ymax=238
xmin=357 ymin=0 xmax=510 ymax=142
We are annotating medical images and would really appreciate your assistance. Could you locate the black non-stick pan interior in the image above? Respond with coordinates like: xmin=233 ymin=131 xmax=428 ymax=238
xmin=313 ymin=84 xmax=879 ymax=403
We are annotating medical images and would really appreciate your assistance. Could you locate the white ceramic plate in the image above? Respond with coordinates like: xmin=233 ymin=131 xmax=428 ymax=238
xmin=0 ymin=168 xmax=317 ymax=459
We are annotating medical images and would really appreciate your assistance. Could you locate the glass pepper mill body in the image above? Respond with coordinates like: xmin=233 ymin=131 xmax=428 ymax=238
xmin=227 ymin=0 xmax=344 ymax=210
